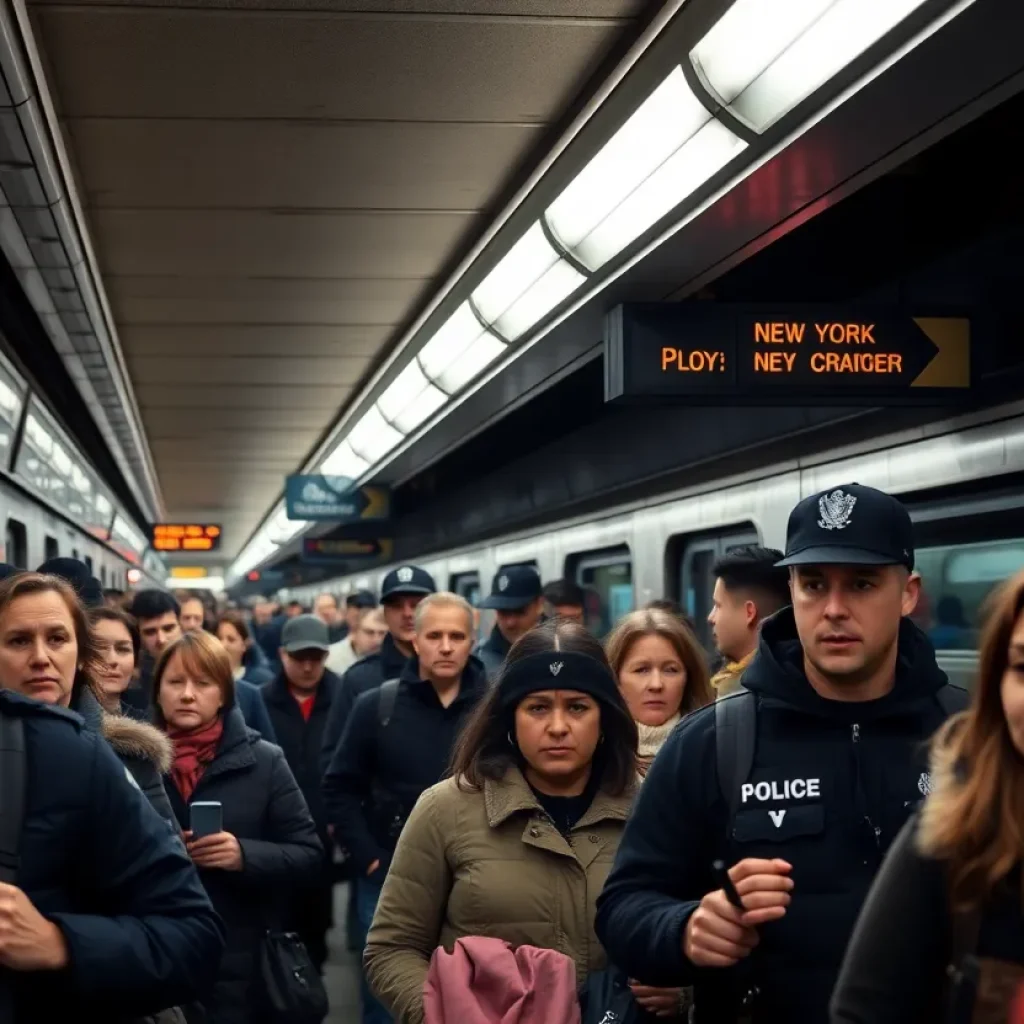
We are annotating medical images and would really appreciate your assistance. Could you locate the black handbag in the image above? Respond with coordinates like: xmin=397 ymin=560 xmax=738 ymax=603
xmin=258 ymin=930 xmax=329 ymax=1024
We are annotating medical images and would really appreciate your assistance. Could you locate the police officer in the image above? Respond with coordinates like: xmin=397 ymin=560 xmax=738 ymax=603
xmin=474 ymin=564 xmax=544 ymax=679
xmin=320 ymin=565 xmax=436 ymax=775
xmin=595 ymin=483 xmax=967 ymax=1023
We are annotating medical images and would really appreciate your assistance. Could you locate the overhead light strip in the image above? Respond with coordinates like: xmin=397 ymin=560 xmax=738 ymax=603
xmin=228 ymin=0 xmax=975 ymax=585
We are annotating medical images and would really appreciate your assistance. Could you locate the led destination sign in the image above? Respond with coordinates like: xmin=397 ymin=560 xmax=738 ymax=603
xmin=605 ymin=304 xmax=972 ymax=405
xmin=152 ymin=524 xmax=222 ymax=552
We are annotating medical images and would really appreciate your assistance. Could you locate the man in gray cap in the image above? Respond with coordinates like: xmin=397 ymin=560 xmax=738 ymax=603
xmin=260 ymin=613 xmax=340 ymax=972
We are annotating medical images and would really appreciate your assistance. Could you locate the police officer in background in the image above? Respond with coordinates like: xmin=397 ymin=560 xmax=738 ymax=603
xmin=595 ymin=483 xmax=968 ymax=1024
xmin=474 ymin=564 xmax=544 ymax=678
xmin=320 ymin=565 xmax=436 ymax=775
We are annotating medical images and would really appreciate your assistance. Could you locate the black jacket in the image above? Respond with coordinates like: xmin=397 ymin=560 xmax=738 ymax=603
xmin=319 ymin=632 xmax=410 ymax=776
xmin=831 ymin=814 xmax=1024 ymax=1024
xmin=474 ymin=625 xmax=511 ymax=680
xmin=261 ymin=668 xmax=340 ymax=846
xmin=165 ymin=708 xmax=323 ymax=1024
xmin=323 ymin=655 xmax=488 ymax=876
xmin=595 ymin=609 xmax=960 ymax=1024
xmin=1 ymin=691 xmax=224 ymax=1021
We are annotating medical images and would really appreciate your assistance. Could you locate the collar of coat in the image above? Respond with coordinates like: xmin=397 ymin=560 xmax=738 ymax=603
xmin=483 ymin=763 xmax=636 ymax=832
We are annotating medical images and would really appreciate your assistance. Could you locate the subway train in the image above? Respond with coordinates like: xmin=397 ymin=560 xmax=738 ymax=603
xmin=1 ymin=477 xmax=164 ymax=593
xmin=283 ymin=398 xmax=1024 ymax=689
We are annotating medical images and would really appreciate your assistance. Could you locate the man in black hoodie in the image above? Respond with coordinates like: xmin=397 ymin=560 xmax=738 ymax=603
xmin=595 ymin=483 xmax=967 ymax=1023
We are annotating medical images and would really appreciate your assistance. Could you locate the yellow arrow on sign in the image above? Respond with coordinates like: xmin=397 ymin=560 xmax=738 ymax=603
xmin=911 ymin=318 xmax=971 ymax=388
xmin=361 ymin=487 xmax=390 ymax=519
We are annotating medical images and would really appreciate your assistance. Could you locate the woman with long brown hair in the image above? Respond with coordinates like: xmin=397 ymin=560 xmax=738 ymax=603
xmin=606 ymin=607 xmax=713 ymax=777
xmin=832 ymin=566 xmax=1024 ymax=1023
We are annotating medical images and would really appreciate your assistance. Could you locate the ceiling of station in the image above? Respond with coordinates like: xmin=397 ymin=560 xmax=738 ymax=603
xmin=26 ymin=0 xmax=652 ymax=558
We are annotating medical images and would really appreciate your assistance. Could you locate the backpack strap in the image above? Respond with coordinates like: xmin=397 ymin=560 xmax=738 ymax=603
xmin=936 ymin=684 xmax=970 ymax=717
xmin=0 ymin=711 xmax=26 ymax=884
xmin=377 ymin=679 xmax=401 ymax=729
xmin=715 ymin=690 xmax=758 ymax=831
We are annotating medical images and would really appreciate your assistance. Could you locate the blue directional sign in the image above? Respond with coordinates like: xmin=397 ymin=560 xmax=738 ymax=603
xmin=285 ymin=475 xmax=390 ymax=522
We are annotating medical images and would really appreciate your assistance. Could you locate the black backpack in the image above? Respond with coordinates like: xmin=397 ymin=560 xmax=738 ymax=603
xmin=377 ymin=678 xmax=401 ymax=729
xmin=714 ymin=683 xmax=971 ymax=823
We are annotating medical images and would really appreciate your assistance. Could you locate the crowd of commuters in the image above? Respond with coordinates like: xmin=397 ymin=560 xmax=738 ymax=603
xmin=1 ymin=480 xmax=1023 ymax=1023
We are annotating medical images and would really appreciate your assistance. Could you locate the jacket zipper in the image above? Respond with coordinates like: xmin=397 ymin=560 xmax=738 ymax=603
xmin=851 ymin=723 xmax=881 ymax=848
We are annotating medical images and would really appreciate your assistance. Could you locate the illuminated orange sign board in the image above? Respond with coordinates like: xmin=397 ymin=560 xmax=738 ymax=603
xmin=152 ymin=524 xmax=222 ymax=552
xmin=605 ymin=305 xmax=972 ymax=405
xmin=169 ymin=567 xmax=209 ymax=579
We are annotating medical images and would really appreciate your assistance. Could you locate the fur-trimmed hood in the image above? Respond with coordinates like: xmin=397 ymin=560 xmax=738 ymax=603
xmin=74 ymin=685 xmax=173 ymax=774
xmin=102 ymin=711 xmax=173 ymax=774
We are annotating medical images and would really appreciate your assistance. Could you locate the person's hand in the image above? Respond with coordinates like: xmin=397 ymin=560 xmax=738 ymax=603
xmin=366 ymin=859 xmax=381 ymax=877
xmin=683 ymin=858 xmax=793 ymax=968
xmin=0 ymin=883 xmax=68 ymax=970
xmin=629 ymin=982 xmax=686 ymax=1018
xmin=186 ymin=831 xmax=244 ymax=871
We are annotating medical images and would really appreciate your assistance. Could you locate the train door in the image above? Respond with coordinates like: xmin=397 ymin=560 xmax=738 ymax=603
xmin=569 ymin=545 xmax=633 ymax=638
xmin=678 ymin=526 xmax=759 ymax=651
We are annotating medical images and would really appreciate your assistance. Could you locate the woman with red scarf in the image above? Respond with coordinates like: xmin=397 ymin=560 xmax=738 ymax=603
xmin=154 ymin=630 xmax=323 ymax=1024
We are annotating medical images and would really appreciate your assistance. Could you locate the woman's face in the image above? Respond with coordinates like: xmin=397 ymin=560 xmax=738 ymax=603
xmin=1001 ymin=608 xmax=1024 ymax=755
xmin=93 ymin=617 xmax=136 ymax=698
xmin=157 ymin=650 xmax=224 ymax=732
xmin=514 ymin=689 xmax=601 ymax=787
xmin=0 ymin=590 xmax=80 ymax=707
xmin=618 ymin=632 xmax=687 ymax=727
xmin=215 ymin=621 xmax=246 ymax=670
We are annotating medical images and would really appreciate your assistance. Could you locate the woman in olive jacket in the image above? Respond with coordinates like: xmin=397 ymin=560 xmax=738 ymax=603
xmin=365 ymin=620 xmax=685 ymax=1024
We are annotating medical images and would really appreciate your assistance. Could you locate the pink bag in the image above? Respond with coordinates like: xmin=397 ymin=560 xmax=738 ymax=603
xmin=423 ymin=936 xmax=581 ymax=1024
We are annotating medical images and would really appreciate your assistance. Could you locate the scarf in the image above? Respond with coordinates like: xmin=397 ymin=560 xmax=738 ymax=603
xmin=636 ymin=713 xmax=681 ymax=778
xmin=711 ymin=650 xmax=755 ymax=696
xmin=169 ymin=716 xmax=224 ymax=803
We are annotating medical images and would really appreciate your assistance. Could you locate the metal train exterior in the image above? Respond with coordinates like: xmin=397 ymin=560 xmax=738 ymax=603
xmin=284 ymin=398 xmax=1024 ymax=688
xmin=0 ymin=478 xmax=163 ymax=591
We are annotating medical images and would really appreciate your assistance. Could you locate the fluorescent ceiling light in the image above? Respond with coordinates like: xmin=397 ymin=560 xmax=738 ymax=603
xmin=546 ymin=67 xmax=746 ymax=271
xmin=319 ymin=439 xmax=370 ymax=478
xmin=691 ymin=0 xmax=933 ymax=134
xmin=419 ymin=302 xmax=504 ymax=392
xmin=376 ymin=360 xmax=447 ymax=434
xmin=579 ymin=118 xmax=746 ymax=271
xmin=429 ymin=333 xmax=507 ymax=394
xmin=347 ymin=404 xmax=404 ymax=464
xmin=173 ymin=576 xmax=225 ymax=591
xmin=471 ymin=223 xmax=586 ymax=341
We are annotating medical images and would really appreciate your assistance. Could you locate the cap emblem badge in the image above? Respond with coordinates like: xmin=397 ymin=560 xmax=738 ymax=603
xmin=498 ymin=574 xmax=509 ymax=592
xmin=549 ymin=661 xmax=563 ymax=677
xmin=397 ymin=567 xmax=414 ymax=583
xmin=817 ymin=489 xmax=857 ymax=531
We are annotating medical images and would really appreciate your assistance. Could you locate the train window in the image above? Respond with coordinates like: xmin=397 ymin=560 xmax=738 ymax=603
xmin=913 ymin=537 xmax=1024 ymax=652
xmin=5 ymin=519 xmax=26 ymax=569
xmin=569 ymin=546 xmax=633 ymax=637
xmin=84 ymin=555 xmax=93 ymax=572
xmin=100 ymin=565 xmax=107 ymax=586
xmin=71 ymin=548 xmax=79 ymax=561
xmin=449 ymin=572 xmax=481 ymax=607
xmin=44 ymin=536 xmax=58 ymax=561
xmin=678 ymin=526 xmax=760 ymax=651
xmin=0 ymin=351 xmax=26 ymax=468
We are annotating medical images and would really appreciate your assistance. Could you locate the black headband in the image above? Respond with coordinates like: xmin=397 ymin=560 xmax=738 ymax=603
xmin=498 ymin=651 xmax=622 ymax=712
